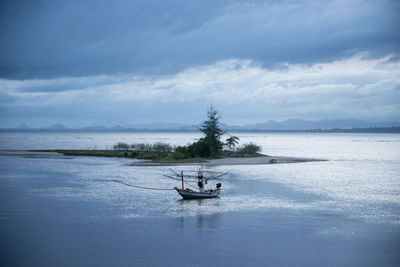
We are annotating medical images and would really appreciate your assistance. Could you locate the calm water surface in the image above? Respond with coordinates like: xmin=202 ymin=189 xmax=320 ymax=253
xmin=0 ymin=132 xmax=399 ymax=266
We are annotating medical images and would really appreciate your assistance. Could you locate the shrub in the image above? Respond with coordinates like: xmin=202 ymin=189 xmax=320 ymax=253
xmin=152 ymin=142 xmax=171 ymax=157
xmin=130 ymin=143 xmax=150 ymax=152
xmin=174 ymin=146 xmax=189 ymax=158
xmin=113 ymin=142 xmax=130 ymax=151
xmin=172 ymin=151 xmax=185 ymax=160
xmin=134 ymin=143 xmax=143 ymax=151
xmin=238 ymin=143 xmax=262 ymax=154
xmin=153 ymin=142 xmax=173 ymax=155
xmin=114 ymin=142 xmax=173 ymax=156
xmin=188 ymin=138 xmax=210 ymax=158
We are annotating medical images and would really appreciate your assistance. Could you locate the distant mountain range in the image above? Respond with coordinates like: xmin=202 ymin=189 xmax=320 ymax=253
xmin=8 ymin=119 xmax=400 ymax=132
xmin=225 ymin=119 xmax=400 ymax=131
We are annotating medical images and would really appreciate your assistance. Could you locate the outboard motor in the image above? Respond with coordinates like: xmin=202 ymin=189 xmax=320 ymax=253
xmin=216 ymin=183 xmax=222 ymax=189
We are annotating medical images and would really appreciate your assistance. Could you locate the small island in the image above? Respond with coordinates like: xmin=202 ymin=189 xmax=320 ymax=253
xmin=1 ymin=107 xmax=325 ymax=165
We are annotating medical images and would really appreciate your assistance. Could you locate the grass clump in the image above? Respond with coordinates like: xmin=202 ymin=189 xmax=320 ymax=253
xmin=113 ymin=142 xmax=173 ymax=157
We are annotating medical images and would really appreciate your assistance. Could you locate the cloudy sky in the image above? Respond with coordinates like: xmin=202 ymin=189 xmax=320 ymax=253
xmin=0 ymin=0 xmax=399 ymax=128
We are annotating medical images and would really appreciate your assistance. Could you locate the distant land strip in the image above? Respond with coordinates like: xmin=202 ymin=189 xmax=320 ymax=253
xmin=1 ymin=127 xmax=400 ymax=133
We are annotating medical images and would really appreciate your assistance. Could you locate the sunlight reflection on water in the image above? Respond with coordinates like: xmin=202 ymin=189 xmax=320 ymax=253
xmin=13 ymin=152 xmax=398 ymax=228
xmin=1 ymin=132 xmax=400 ymax=227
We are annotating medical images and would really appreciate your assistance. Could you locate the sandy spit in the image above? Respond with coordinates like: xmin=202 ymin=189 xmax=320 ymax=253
xmin=0 ymin=151 xmax=64 ymax=157
xmin=131 ymin=155 xmax=326 ymax=167
xmin=0 ymin=151 xmax=326 ymax=166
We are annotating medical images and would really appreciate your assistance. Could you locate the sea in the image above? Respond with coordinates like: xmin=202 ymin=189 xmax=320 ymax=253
xmin=0 ymin=131 xmax=399 ymax=266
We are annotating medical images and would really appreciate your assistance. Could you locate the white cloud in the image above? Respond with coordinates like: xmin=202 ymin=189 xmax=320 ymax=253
xmin=0 ymin=53 xmax=399 ymax=125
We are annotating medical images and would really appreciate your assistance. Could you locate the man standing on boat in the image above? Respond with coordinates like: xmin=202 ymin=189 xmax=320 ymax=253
xmin=198 ymin=172 xmax=204 ymax=192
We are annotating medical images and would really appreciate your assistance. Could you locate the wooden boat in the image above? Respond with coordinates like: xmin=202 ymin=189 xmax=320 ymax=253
xmin=164 ymin=169 xmax=224 ymax=199
xmin=174 ymin=186 xmax=221 ymax=199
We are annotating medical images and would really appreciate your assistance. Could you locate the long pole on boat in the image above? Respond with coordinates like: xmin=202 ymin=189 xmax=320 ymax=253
xmin=181 ymin=171 xmax=184 ymax=190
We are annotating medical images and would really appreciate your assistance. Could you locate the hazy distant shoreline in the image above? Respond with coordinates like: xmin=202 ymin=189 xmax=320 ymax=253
xmin=1 ymin=127 xmax=399 ymax=133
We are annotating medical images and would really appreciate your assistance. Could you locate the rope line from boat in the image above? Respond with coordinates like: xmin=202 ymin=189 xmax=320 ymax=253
xmin=112 ymin=179 xmax=176 ymax=191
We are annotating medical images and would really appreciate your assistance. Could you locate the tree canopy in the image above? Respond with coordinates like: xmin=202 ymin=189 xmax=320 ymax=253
xmin=198 ymin=106 xmax=225 ymax=157
xmin=171 ymin=106 xmax=240 ymax=159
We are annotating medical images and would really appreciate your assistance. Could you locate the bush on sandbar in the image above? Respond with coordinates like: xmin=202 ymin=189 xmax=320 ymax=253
xmin=237 ymin=143 xmax=262 ymax=154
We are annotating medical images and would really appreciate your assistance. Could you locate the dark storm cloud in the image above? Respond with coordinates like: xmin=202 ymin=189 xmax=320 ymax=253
xmin=0 ymin=0 xmax=229 ymax=79
xmin=1 ymin=0 xmax=399 ymax=79
xmin=16 ymin=75 xmax=128 ymax=92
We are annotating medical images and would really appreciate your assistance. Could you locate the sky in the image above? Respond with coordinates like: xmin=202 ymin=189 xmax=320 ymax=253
xmin=0 ymin=0 xmax=399 ymax=128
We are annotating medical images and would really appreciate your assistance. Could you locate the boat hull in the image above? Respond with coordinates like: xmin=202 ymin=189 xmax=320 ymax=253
xmin=175 ymin=188 xmax=221 ymax=199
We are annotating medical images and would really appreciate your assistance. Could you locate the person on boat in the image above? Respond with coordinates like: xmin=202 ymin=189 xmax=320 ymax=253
xmin=198 ymin=173 xmax=204 ymax=192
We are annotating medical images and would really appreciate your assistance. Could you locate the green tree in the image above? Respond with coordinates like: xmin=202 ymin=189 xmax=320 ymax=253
xmin=198 ymin=106 xmax=225 ymax=157
xmin=225 ymin=135 xmax=240 ymax=150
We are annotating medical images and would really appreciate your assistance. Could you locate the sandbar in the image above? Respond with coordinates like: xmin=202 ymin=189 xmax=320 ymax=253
xmin=131 ymin=155 xmax=326 ymax=166
xmin=0 ymin=151 xmax=64 ymax=157
xmin=0 ymin=151 xmax=326 ymax=166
